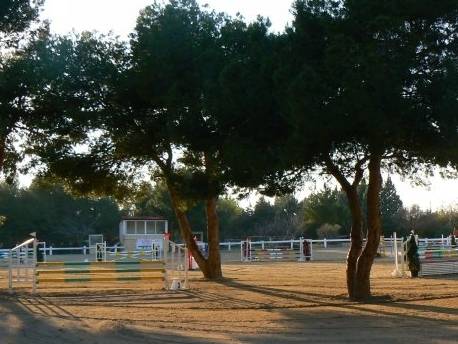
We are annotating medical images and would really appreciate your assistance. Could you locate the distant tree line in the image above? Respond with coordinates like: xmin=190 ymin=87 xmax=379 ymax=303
xmin=1 ymin=177 xmax=455 ymax=247
xmin=0 ymin=180 xmax=120 ymax=247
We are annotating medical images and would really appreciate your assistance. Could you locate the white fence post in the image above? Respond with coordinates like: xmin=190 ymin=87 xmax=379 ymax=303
xmin=290 ymin=239 xmax=294 ymax=249
xmin=310 ymin=240 xmax=313 ymax=261
xmin=49 ymin=246 xmax=53 ymax=256
xmin=391 ymin=232 xmax=402 ymax=277
xmin=299 ymin=237 xmax=304 ymax=261
xmin=32 ymin=239 xmax=37 ymax=294
xmin=324 ymin=238 xmax=327 ymax=248
xmin=8 ymin=249 xmax=12 ymax=291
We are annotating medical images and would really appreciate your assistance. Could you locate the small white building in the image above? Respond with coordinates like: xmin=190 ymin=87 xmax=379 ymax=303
xmin=119 ymin=216 xmax=168 ymax=252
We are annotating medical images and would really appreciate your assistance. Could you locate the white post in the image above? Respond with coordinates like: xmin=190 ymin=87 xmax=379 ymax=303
xmin=261 ymin=240 xmax=265 ymax=250
xmin=299 ymin=237 xmax=304 ymax=262
xmin=170 ymin=243 xmax=174 ymax=269
xmin=228 ymin=242 xmax=231 ymax=251
xmin=24 ymin=246 xmax=29 ymax=282
xmin=391 ymin=232 xmax=402 ymax=277
xmin=17 ymin=248 xmax=22 ymax=282
xmin=240 ymin=241 xmax=243 ymax=262
xmin=184 ymin=247 xmax=189 ymax=289
xmin=324 ymin=238 xmax=327 ymax=248
xmin=290 ymin=239 xmax=294 ymax=250
xmin=32 ymin=239 xmax=37 ymax=294
xmin=8 ymin=248 xmax=12 ymax=291
xmin=49 ymin=246 xmax=53 ymax=256
xmin=43 ymin=242 xmax=47 ymax=262
xmin=83 ymin=245 xmax=87 ymax=255
xmin=163 ymin=240 xmax=168 ymax=262
xmin=401 ymin=236 xmax=407 ymax=276
xmin=310 ymin=240 xmax=313 ymax=261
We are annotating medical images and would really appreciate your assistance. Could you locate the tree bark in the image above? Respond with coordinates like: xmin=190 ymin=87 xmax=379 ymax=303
xmin=345 ymin=187 xmax=364 ymax=299
xmin=0 ymin=135 xmax=5 ymax=173
xmin=167 ymin=184 xmax=212 ymax=277
xmin=206 ymin=196 xmax=223 ymax=279
xmin=353 ymin=153 xmax=383 ymax=300
xmin=166 ymin=181 xmax=223 ymax=280
xmin=325 ymin=156 xmax=364 ymax=299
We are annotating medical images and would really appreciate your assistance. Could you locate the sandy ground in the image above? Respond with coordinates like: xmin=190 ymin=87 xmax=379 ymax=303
xmin=0 ymin=261 xmax=457 ymax=344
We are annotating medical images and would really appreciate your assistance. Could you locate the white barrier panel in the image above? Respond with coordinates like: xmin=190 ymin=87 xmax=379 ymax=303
xmin=419 ymin=245 xmax=458 ymax=276
xmin=9 ymin=237 xmax=37 ymax=293
xmin=164 ymin=241 xmax=188 ymax=289
xmin=391 ymin=232 xmax=458 ymax=277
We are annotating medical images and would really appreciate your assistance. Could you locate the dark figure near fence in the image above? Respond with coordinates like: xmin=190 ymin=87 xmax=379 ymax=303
xmin=36 ymin=243 xmax=44 ymax=262
xmin=303 ymin=240 xmax=311 ymax=261
xmin=406 ymin=231 xmax=420 ymax=278
xmin=451 ymin=234 xmax=456 ymax=248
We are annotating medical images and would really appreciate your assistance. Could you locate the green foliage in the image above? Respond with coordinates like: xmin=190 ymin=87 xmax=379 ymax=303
xmin=303 ymin=186 xmax=351 ymax=237
xmin=380 ymin=177 xmax=404 ymax=234
xmin=0 ymin=0 xmax=45 ymax=180
xmin=0 ymin=0 xmax=44 ymax=47
xmin=0 ymin=181 xmax=120 ymax=247
xmin=287 ymin=0 xmax=458 ymax=167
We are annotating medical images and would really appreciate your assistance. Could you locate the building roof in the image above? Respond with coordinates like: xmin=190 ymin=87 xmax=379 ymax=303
xmin=121 ymin=216 xmax=167 ymax=221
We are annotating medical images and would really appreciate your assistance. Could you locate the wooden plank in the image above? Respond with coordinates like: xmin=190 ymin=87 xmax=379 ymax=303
xmin=36 ymin=268 xmax=165 ymax=275
xmin=37 ymin=275 xmax=164 ymax=283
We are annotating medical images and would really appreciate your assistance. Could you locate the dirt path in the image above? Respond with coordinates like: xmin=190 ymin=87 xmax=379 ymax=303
xmin=0 ymin=261 xmax=457 ymax=343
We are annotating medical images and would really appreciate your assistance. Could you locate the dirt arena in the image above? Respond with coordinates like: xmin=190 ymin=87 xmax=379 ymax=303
xmin=0 ymin=261 xmax=457 ymax=343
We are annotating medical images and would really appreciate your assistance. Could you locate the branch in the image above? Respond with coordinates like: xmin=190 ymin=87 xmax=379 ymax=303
xmin=352 ymin=156 xmax=369 ymax=187
xmin=324 ymin=154 xmax=352 ymax=191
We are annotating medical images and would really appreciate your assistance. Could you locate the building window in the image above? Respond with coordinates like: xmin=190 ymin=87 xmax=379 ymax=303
xmin=135 ymin=221 xmax=145 ymax=234
xmin=124 ymin=219 xmax=167 ymax=235
xmin=126 ymin=221 xmax=136 ymax=234
xmin=156 ymin=221 xmax=166 ymax=233
xmin=146 ymin=221 xmax=155 ymax=234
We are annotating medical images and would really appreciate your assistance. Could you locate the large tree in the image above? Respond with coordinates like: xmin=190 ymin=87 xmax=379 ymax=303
xmin=218 ymin=0 xmax=458 ymax=299
xmin=33 ymin=0 xmax=266 ymax=280
xmin=280 ymin=0 xmax=458 ymax=299
xmin=0 ymin=0 xmax=44 ymax=178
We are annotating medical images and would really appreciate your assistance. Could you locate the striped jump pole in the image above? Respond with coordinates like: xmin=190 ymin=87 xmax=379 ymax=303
xmin=35 ymin=260 xmax=166 ymax=287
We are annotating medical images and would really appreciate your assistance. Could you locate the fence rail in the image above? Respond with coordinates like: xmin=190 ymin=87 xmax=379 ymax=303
xmin=0 ymin=235 xmax=452 ymax=256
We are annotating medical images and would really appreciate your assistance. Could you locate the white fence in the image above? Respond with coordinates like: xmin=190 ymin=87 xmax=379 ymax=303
xmin=0 ymin=235 xmax=453 ymax=264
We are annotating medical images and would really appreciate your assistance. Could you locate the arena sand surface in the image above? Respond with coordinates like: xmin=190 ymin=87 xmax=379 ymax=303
xmin=0 ymin=261 xmax=457 ymax=343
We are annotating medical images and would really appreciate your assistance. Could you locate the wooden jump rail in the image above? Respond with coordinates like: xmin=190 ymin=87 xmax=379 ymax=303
xmin=241 ymin=238 xmax=312 ymax=262
xmin=8 ymin=238 xmax=189 ymax=293
xmin=35 ymin=260 xmax=166 ymax=287
xmin=418 ymin=246 xmax=458 ymax=276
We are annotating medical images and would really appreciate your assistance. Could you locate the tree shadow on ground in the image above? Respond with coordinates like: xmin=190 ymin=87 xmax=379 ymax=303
xmin=0 ymin=279 xmax=457 ymax=344
xmin=0 ymin=294 xmax=222 ymax=344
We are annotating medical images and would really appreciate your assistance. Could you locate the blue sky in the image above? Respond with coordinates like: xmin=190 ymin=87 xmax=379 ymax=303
xmin=36 ymin=0 xmax=458 ymax=211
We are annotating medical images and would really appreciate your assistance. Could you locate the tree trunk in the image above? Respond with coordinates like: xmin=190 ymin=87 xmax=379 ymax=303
xmin=0 ymin=135 xmax=5 ymax=173
xmin=353 ymin=153 xmax=383 ymax=300
xmin=206 ymin=196 xmax=223 ymax=279
xmin=325 ymin=156 xmax=364 ymax=299
xmin=167 ymin=185 xmax=212 ymax=277
xmin=344 ymin=186 xmax=364 ymax=299
xmin=166 ymin=182 xmax=223 ymax=280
